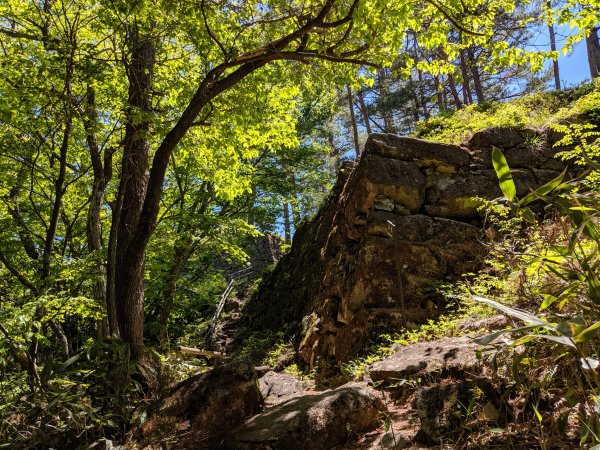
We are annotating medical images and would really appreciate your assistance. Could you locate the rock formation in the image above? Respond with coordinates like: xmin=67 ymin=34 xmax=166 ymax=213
xmin=227 ymin=382 xmax=384 ymax=450
xmin=243 ymin=128 xmax=567 ymax=367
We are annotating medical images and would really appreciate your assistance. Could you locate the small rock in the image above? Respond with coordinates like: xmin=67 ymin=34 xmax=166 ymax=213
xmin=458 ymin=314 xmax=510 ymax=332
xmin=381 ymin=430 xmax=409 ymax=449
xmin=393 ymin=203 xmax=411 ymax=215
xmin=374 ymin=195 xmax=395 ymax=212
xmin=259 ymin=371 xmax=304 ymax=406
xmin=254 ymin=365 xmax=272 ymax=377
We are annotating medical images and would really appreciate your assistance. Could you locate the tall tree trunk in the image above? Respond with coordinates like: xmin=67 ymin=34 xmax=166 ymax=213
xmin=377 ymin=69 xmax=396 ymax=133
xmin=408 ymin=75 xmax=420 ymax=123
xmin=283 ymin=202 xmax=291 ymax=244
xmin=459 ymin=50 xmax=473 ymax=105
xmin=586 ymin=26 xmax=600 ymax=79
xmin=447 ymin=73 xmax=462 ymax=109
xmin=108 ymin=26 xmax=154 ymax=359
xmin=82 ymin=86 xmax=111 ymax=339
xmin=346 ymin=85 xmax=361 ymax=158
xmin=287 ymin=172 xmax=301 ymax=226
xmin=434 ymin=76 xmax=444 ymax=112
xmin=547 ymin=9 xmax=561 ymax=90
xmin=357 ymin=90 xmax=372 ymax=135
xmin=416 ymin=69 xmax=430 ymax=119
xmin=157 ymin=241 xmax=193 ymax=346
xmin=247 ymin=184 xmax=257 ymax=225
xmin=467 ymin=46 xmax=485 ymax=103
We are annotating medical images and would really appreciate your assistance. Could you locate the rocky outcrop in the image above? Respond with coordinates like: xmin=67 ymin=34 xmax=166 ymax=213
xmin=227 ymin=383 xmax=384 ymax=450
xmin=243 ymin=129 xmax=567 ymax=367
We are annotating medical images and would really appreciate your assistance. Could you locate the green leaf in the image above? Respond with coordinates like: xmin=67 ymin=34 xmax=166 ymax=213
xmin=519 ymin=168 xmax=567 ymax=206
xmin=491 ymin=146 xmax=516 ymax=202
xmin=472 ymin=295 xmax=549 ymax=326
xmin=60 ymin=353 xmax=82 ymax=371
xmin=532 ymin=404 xmax=542 ymax=423
xmin=527 ymin=334 xmax=576 ymax=348
xmin=574 ymin=321 xmax=600 ymax=343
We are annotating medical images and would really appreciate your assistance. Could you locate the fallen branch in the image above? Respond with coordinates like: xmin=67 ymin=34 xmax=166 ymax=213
xmin=173 ymin=346 xmax=227 ymax=358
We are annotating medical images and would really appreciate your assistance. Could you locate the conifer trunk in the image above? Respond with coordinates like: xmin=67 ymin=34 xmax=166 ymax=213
xmin=586 ymin=26 xmax=600 ymax=78
xmin=346 ymin=85 xmax=361 ymax=158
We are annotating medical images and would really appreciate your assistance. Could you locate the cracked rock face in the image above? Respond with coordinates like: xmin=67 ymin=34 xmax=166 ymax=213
xmin=244 ymin=129 xmax=567 ymax=367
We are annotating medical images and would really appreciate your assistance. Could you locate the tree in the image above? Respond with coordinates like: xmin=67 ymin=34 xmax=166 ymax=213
xmin=587 ymin=26 xmax=600 ymax=78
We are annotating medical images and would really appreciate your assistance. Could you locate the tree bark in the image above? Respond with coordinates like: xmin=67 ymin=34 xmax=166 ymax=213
xmin=377 ymin=69 xmax=396 ymax=133
xmin=459 ymin=50 xmax=473 ymax=105
xmin=408 ymin=74 xmax=421 ymax=123
xmin=357 ymin=90 xmax=372 ymax=135
xmin=447 ymin=73 xmax=462 ymax=109
xmin=548 ymin=10 xmax=561 ymax=90
xmin=283 ymin=202 xmax=291 ymax=244
xmin=82 ymin=86 xmax=111 ymax=339
xmin=109 ymin=26 xmax=154 ymax=358
xmin=434 ymin=75 xmax=444 ymax=112
xmin=467 ymin=46 xmax=485 ymax=103
xmin=586 ymin=26 xmax=600 ymax=79
xmin=346 ymin=85 xmax=361 ymax=158
xmin=157 ymin=241 xmax=193 ymax=346
xmin=416 ymin=69 xmax=430 ymax=119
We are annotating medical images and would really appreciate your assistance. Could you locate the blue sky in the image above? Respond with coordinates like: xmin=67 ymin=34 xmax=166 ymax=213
xmin=557 ymin=40 xmax=590 ymax=86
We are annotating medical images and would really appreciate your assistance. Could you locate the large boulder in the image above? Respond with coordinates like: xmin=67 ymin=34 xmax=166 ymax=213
xmin=368 ymin=336 xmax=482 ymax=383
xmin=227 ymin=383 xmax=385 ymax=450
xmin=142 ymin=364 xmax=262 ymax=449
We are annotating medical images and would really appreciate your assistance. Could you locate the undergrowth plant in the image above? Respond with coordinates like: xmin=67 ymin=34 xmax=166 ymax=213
xmin=0 ymin=336 xmax=147 ymax=448
xmin=473 ymin=146 xmax=600 ymax=446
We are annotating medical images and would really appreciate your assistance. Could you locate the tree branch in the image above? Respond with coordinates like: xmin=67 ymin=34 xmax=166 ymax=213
xmin=0 ymin=250 xmax=40 ymax=295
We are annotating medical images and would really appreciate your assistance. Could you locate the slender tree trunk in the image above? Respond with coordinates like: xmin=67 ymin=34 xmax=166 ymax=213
xmin=377 ymin=69 xmax=396 ymax=133
xmin=586 ymin=26 xmax=600 ymax=79
xmin=82 ymin=86 xmax=111 ymax=339
xmin=548 ymin=10 xmax=561 ymax=90
xmin=467 ymin=46 xmax=485 ymax=103
xmin=416 ymin=69 xmax=430 ymax=119
xmin=287 ymin=172 xmax=301 ymax=226
xmin=283 ymin=202 xmax=291 ymax=244
xmin=346 ymin=85 xmax=361 ymax=158
xmin=434 ymin=76 xmax=444 ymax=112
xmin=447 ymin=73 xmax=462 ymax=109
xmin=247 ymin=184 xmax=257 ymax=225
xmin=408 ymin=74 xmax=421 ymax=123
xmin=459 ymin=50 xmax=473 ymax=105
xmin=157 ymin=241 xmax=193 ymax=346
xmin=357 ymin=90 xmax=372 ymax=135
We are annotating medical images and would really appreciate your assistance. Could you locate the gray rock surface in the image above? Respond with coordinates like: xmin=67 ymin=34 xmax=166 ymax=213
xmin=258 ymin=371 xmax=304 ymax=406
xmin=369 ymin=336 xmax=481 ymax=383
xmin=227 ymin=383 xmax=385 ymax=450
